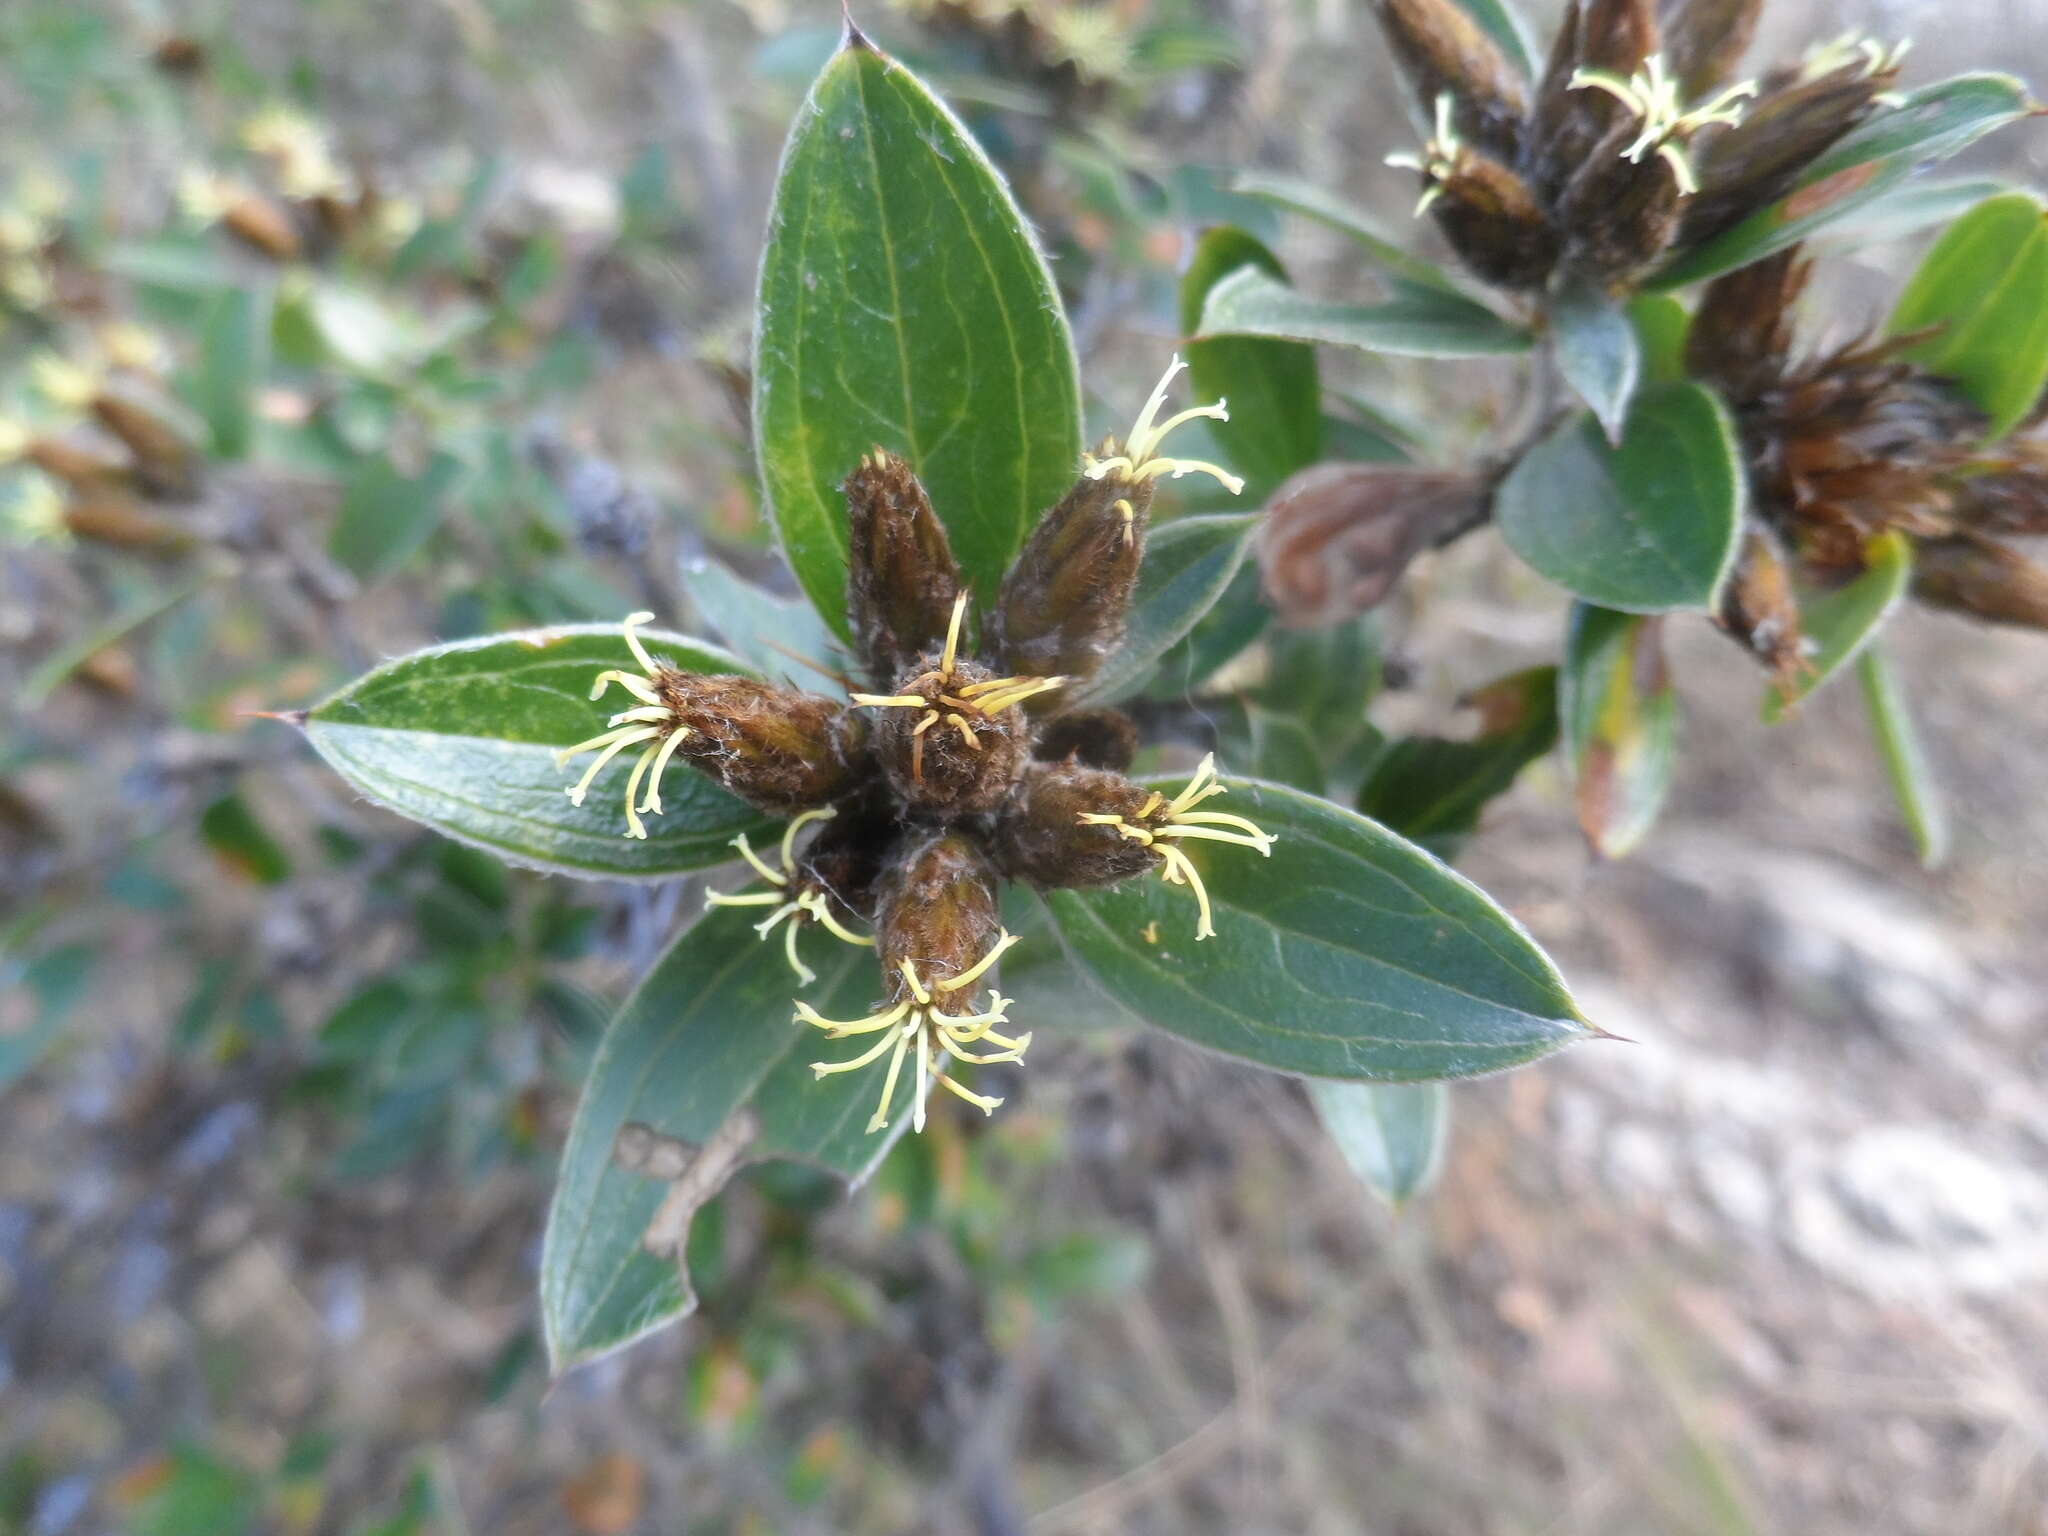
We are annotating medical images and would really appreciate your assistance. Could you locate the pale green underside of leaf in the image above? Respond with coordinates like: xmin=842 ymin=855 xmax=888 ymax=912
xmin=1551 ymin=274 xmax=1641 ymax=443
xmin=1310 ymin=1078 xmax=1451 ymax=1209
xmin=754 ymin=38 xmax=1083 ymax=642
xmin=1045 ymin=778 xmax=1588 ymax=1081
xmin=1496 ymin=383 xmax=1743 ymax=614
xmin=542 ymin=904 xmax=906 ymax=1372
xmin=1197 ymin=265 xmax=1531 ymax=358
xmin=304 ymin=625 xmax=775 ymax=879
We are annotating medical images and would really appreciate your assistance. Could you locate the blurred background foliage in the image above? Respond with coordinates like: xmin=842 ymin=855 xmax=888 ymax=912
xmin=4 ymin=1 xmax=2047 ymax=1532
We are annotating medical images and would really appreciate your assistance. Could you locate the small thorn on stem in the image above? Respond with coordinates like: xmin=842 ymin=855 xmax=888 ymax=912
xmin=241 ymin=708 xmax=309 ymax=727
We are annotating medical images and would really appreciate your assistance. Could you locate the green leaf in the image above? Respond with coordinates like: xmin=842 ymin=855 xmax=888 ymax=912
xmin=1762 ymin=530 xmax=1912 ymax=723
xmin=1310 ymin=1079 xmax=1450 ymax=1209
xmin=326 ymin=451 xmax=464 ymax=585
xmin=1823 ymin=177 xmax=2017 ymax=248
xmin=678 ymin=554 xmax=845 ymax=691
xmin=302 ymin=625 xmax=775 ymax=880
xmin=1045 ymin=775 xmax=1588 ymax=1080
xmin=1551 ymin=273 xmax=1641 ymax=442
xmin=1140 ymin=558 xmax=1269 ymax=701
xmin=1356 ymin=666 xmax=1559 ymax=857
xmin=1496 ymin=383 xmax=1743 ymax=613
xmin=194 ymin=286 xmax=269 ymax=460
xmin=1858 ymin=645 xmax=1949 ymax=869
xmin=1231 ymin=172 xmax=1470 ymax=296
xmin=1179 ymin=227 xmax=1321 ymax=498
xmin=1198 ymin=265 xmax=1531 ymax=358
xmin=1630 ymin=293 xmax=1691 ymax=387
xmin=1889 ymin=191 xmax=2048 ymax=440
xmin=198 ymin=792 xmax=293 ymax=885
xmin=1076 ymin=513 xmax=1257 ymax=706
xmin=1656 ymin=74 xmax=2033 ymax=289
xmin=754 ymin=33 xmax=1082 ymax=641
xmin=541 ymin=904 xmax=902 ymax=1371
xmin=1560 ymin=605 xmax=1678 ymax=859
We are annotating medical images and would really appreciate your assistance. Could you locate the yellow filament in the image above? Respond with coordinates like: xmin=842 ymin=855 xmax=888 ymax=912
xmin=620 ymin=610 xmax=658 ymax=673
xmin=638 ymin=727 xmax=691 ymax=814
xmin=560 ymin=727 xmax=658 ymax=805
xmin=780 ymin=805 xmax=837 ymax=870
xmin=940 ymin=591 xmax=970 ymax=675
xmin=731 ymin=832 xmax=787 ymax=887
xmin=849 ymin=692 xmax=929 ymax=708
xmin=932 ymin=929 xmax=1019 ymax=994
xmin=590 ymin=669 xmax=660 ymax=705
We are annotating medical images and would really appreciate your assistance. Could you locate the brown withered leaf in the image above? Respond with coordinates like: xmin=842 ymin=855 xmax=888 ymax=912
xmin=1258 ymin=463 xmax=1490 ymax=627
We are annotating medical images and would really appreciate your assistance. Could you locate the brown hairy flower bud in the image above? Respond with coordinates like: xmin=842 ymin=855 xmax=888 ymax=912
xmin=24 ymin=436 xmax=135 ymax=494
xmin=1685 ymin=246 xmax=1808 ymax=400
xmin=877 ymin=832 xmax=1002 ymax=998
xmin=1950 ymin=447 xmax=2048 ymax=538
xmin=1034 ymin=708 xmax=1139 ymax=772
xmin=843 ymin=449 xmax=962 ymax=683
xmin=63 ymin=494 xmax=194 ymax=552
xmin=994 ymin=756 xmax=1273 ymax=939
xmin=89 ymin=390 xmax=199 ymax=500
xmin=1659 ymin=0 xmax=1761 ymax=99
xmin=1678 ymin=60 xmax=1892 ymax=250
xmin=1258 ymin=464 xmax=1491 ymax=627
xmin=870 ymin=655 xmax=1035 ymax=816
xmin=1912 ymin=533 xmax=2048 ymax=631
xmin=794 ymin=790 xmax=902 ymax=927
xmin=992 ymin=469 xmax=1147 ymax=687
xmin=1715 ymin=526 xmax=1806 ymax=686
xmin=1553 ymin=118 xmax=1684 ymax=281
xmin=1534 ymin=0 xmax=1660 ymax=194
xmin=661 ymin=674 xmax=868 ymax=816
xmin=1374 ymin=0 xmax=1531 ymax=165
xmin=1427 ymin=153 xmax=1559 ymax=290
xmin=221 ymin=195 xmax=304 ymax=261
xmin=994 ymin=762 xmax=1164 ymax=890
xmin=995 ymin=355 xmax=1241 ymax=690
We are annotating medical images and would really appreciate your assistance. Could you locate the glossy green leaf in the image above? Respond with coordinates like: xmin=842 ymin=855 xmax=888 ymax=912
xmin=1762 ymin=530 xmax=1913 ymax=723
xmin=1180 ymin=227 xmax=1321 ymax=498
xmin=326 ymin=451 xmax=463 ymax=585
xmin=1310 ymin=1079 xmax=1450 ymax=1209
xmin=1889 ymin=192 xmax=2048 ymax=440
xmin=1232 ymin=172 xmax=1469 ymax=296
xmin=1209 ymin=698 xmax=1329 ymax=794
xmin=302 ymin=625 xmax=774 ymax=879
xmin=1551 ymin=273 xmax=1641 ymax=442
xmin=1198 ymin=265 xmax=1531 ymax=358
xmin=678 ymin=554 xmax=845 ymax=691
xmin=1560 ymin=605 xmax=1678 ymax=859
xmin=1858 ymin=645 xmax=1949 ymax=869
xmin=194 ymin=285 xmax=269 ymax=460
xmin=1496 ymin=383 xmax=1743 ymax=613
xmin=1046 ymin=776 xmax=1588 ymax=1080
xmin=754 ymin=33 xmax=1082 ymax=641
xmin=1356 ymin=666 xmax=1559 ymax=858
xmin=1656 ymin=74 xmax=2032 ymax=289
xmin=1075 ymin=513 xmax=1257 ymax=706
xmin=542 ymin=904 xmax=903 ymax=1371
xmin=1823 ymin=177 xmax=2017 ymax=248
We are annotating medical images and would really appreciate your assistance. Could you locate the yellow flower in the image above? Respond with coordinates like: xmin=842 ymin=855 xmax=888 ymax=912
xmin=553 ymin=611 xmax=692 ymax=840
xmin=1077 ymin=754 xmax=1275 ymax=939
xmin=703 ymin=808 xmax=875 ymax=986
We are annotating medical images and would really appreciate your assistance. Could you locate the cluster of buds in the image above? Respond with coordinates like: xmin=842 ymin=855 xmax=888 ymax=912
xmin=557 ymin=358 xmax=1274 ymax=1134
xmin=1376 ymin=0 xmax=1907 ymax=290
xmin=0 ymin=327 xmax=202 ymax=551
xmin=1687 ymin=246 xmax=2048 ymax=680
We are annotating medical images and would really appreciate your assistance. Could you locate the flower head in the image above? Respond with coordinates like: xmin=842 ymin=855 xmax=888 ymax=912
xmin=1570 ymin=54 xmax=1757 ymax=195
xmin=555 ymin=356 xmax=1276 ymax=1133
xmin=1083 ymin=353 xmax=1244 ymax=504
xmin=704 ymin=807 xmax=876 ymax=986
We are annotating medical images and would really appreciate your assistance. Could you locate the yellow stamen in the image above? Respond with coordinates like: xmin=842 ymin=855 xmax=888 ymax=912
xmin=590 ymin=669 xmax=661 ymax=706
xmin=620 ymin=740 xmax=659 ymax=839
xmin=940 ymin=591 xmax=970 ymax=676
xmin=780 ymin=805 xmax=837 ymax=871
xmin=560 ymin=727 xmax=659 ymax=805
xmin=1569 ymin=56 xmax=1756 ymax=196
xmin=848 ymin=692 xmax=930 ymax=708
xmin=620 ymin=610 xmax=658 ymax=673
xmin=932 ymin=929 xmax=1019 ymax=994
xmin=638 ymin=727 xmax=691 ymax=814
xmin=731 ymin=831 xmax=787 ymax=886
xmin=945 ymin=713 xmax=981 ymax=751
xmin=1083 ymin=353 xmax=1245 ymax=497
